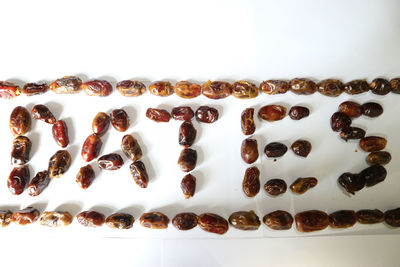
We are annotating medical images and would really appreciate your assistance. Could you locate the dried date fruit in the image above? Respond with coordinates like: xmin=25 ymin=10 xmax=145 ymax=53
xmin=177 ymin=148 xmax=197 ymax=172
xmin=106 ymin=213 xmax=134 ymax=229
xmin=0 ymin=81 xmax=21 ymax=98
xmin=361 ymin=102 xmax=383 ymax=118
xmin=338 ymin=172 xmax=365 ymax=195
xmin=12 ymin=207 xmax=40 ymax=225
xmin=359 ymin=165 xmax=387 ymax=187
xmin=81 ymin=79 xmax=112 ymax=96
xmin=10 ymin=106 xmax=31 ymax=136
xmin=232 ymin=81 xmax=259 ymax=99
xmin=340 ymin=127 xmax=366 ymax=141
xmin=116 ymin=80 xmax=146 ymax=97
xmin=195 ymin=106 xmax=219 ymax=123
xmin=81 ymin=134 xmax=103 ymax=162
xmin=179 ymin=120 xmax=197 ymax=148
xmin=181 ymin=174 xmax=196 ymax=198
xmin=92 ymin=112 xmax=110 ymax=136
xmin=241 ymin=108 xmax=255 ymax=135
xmin=110 ymin=109 xmax=129 ymax=132
xmin=97 ymin=153 xmax=124 ymax=170
xmin=7 ymin=165 xmax=30 ymax=195
xmin=11 ymin=136 xmax=32 ymax=165
xmin=290 ymin=177 xmax=317 ymax=194
xmin=263 ymin=210 xmax=293 ymax=230
xmin=22 ymin=82 xmax=49 ymax=96
xmin=174 ymin=81 xmax=201 ymax=98
xmin=370 ymin=78 xmax=391 ymax=95
xmin=140 ymin=212 xmax=169 ymax=229
xmin=338 ymin=101 xmax=362 ymax=118
xmin=356 ymin=209 xmax=384 ymax=224
xmin=290 ymin=78 xmax=317 ymax=95
xmin=76 ymin=164 xmax=95 ymax=189
xmin=330 ymin=112 xmax=351 ymax=132
xmin=295 ymin=210 xmax=329 ymax=232
xmin=121 ymin=135 xmax=142 ymax=161
xmin=31 ymin=104 xmax=56 ymax=124
xmin=202 ymin=81 xmax=232 ymax=99
xmin=242 ymin=166 xmax=260 ymax=197
xmin=27 ymin=170 xmax=50 ymax=196
xmin=172 ymin=212 xmax=198 ymax=230
xmin=198 ymin=213 xmax=229 ymax=235
xmin=77 ymin=211 xmax=105 ymax=227
xmin=228 ymin=210 xmax=261 ymax=230
xmin=40 ymin=211 xmax=73 ymax=227
xmin=264 ymin=142 xmax=288 ymax=158
xmin=317 ymin=79 xmax=344 ymax=97
xmin=50 ymin=76 xmax=82 ymax=94
xmin=146 ymin=108 xmax=171 ymax=122
xmin=52 ymin=120 xmax=69 ymax=148
xmin=264 ymin=179 xmax=287 ymax=196
xmin=291 ymin=140 xmax=312 ymax=157
xmin=390 ymin=78 xmax=400 ymax=94
xmin=48 ymin=150 xmax=71 ymax=178
xmin=260 ymin=80 xmax=289 ymax=95
xmin=329 ymin=210 xmax=357 ymax=228
xmin=344 ymin=79 xmax=369 ymax=94
xmin=171 ymin=106 xmax=194 ymax=121
xmin=241 ymin=138 xmax=258 ymax=164
xmin=149 ymin=81 xmax=174 ymax=96
xmin=0 ymin=210 xmax=12 ymax=227
xmin=258 ymin=105 xmax=286 ymax=122
xmin=289 ymin=106 xmax=309 ymax=120
xmin=359 ymin=136 xmax=387 ymax=152
xmin=384 ymin=208 xmax=400 ymax=227
xmin=129 ymin=161 xmax=149 ymax=188
xmin=366 ymin=151 xmax=391 ymax=165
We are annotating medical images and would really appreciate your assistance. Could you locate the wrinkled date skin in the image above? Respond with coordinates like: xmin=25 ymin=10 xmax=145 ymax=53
xmin=263 ymin=210 xmax=294 ymax=230
xmin=384 ymin=208 xmax=400 ymax=227
xmin=258 ymin=105 xmax=286 ymax=122
xmin=7 ymin=165 xmax=30 ymax=195
xmin=27 ymin=170 xmax=50 ymax=196
xmin=116 ymin=80 xmax=146 ymax=97
xmin=241 ymin=138 xmax=258 ymax=164
xmin=50 ymin=76 xmax=82 ymax=94
xmin=338 ymin=172 xmax=366 ymax=195
xmin=260 ymin=80 xmax=289 ymax=95
xmin=0 ymin=81 xmax=21 ymax=99
xmin=317 ymin=79 xmax=344 ymax=97
xmin=329 ymin=210 xmax=357 ymax=228
xmin=359 ymin=165 xmax=387 ymax=187
xmin=202 ymin=81 xmax=232 ymax=99
xmin=291 ymin=140 xmax=312 ymax=157
xmin=97 ymin=153 xmax=124 ymax=170
xmin=81 ymin=79 xmax=113 ymax=96
xmin=330 ymin=112 xmax=351 ymax=132
xmin=356 ymin=209 xmax=384 ymax=224
xmin=12 ymin=207 xmax=40 ymax=225
xmin=340 ymin=127 xmax=366 ymax=141
xmin=172 ymin=212 xmax=198 ymax=230
xmin=289 ymin=106 xmax=309 ymax=120
xmin=0 ymin=210 xmax=12 ymax=227
xmin=241 ymin=108 xmax=255 ymax=135
xmin=52 ymin=120 xmax=69 ymax=148
xmin=106 ymin=213 xmax=135 ymax=229
xmin=76 ymin=164 xmax=95 ymax=189
xmin=92 ymin=112 xmax=110 ymax=136
xmin=179 ymin=120 xmax=197 ymax=148
xmin=295 ymin=210 xmax=329 ymax=232
xmin=110 ymin=109 xmax=129 ymax=132
xmin=22 ymin=83 xmax=49 ymax=96
xmin=48 ymin=150 xmax=71 ymax=178
xmin=121 ymin=135 xmax=142 ymax=161
xmin=149 ymin=81 xmax=174 ymax=96
xmin=390 ymin=78 xmax=400 ymax=94
xmin=359 ymin=136 xmax=387 ymax=152
xmin=338 ymin=101 xmax=362 ymax=118
xmin=290 ymin=78 xmax=317 ymax=95
xmin=198 ymin=213 xmax=229 ymax=235
xmin=146 ymin=108 xmax=171 ymax=122
xmin=344 ymin=79 xmax=370 ymax=94
xmin=11 ymin=136 xmax=32 ymax=165
xmin=370 ymin=78 xmax=391 ymax=95
xmin=40 ymin=211 xmax=73 ymax=227
xmin=177 ymin=148 xmax=197 ymax=172
xmin=367 ymin=151 xmax=391 ymax=165
xmin=264 ymin=142 xmax=288 ymax=158
xmin=290 ymin=177 xmax=318 ymax=194
xmin=174 ymin=81 xmax=201 ymax=98
xmin=130 ymin=161 xmax=149 ymax=188
xmin=82 ymin=134 xmax=103 ymax=162
xmin=10 ymin=106 xmax=31 ymax=136
xmin=232 ymin=81 xmax=259 ymax=99
xmin=242 ymin=166 xmax=260 ymax=197
xmin=181 ymin=173 xmax=196 ymax=198
xmin=361 ymin=102 xmax=383 ymax=118
xmin=228 ymin=210 xmax=261 ymax=230
xmin=31 ymin=104 xmax=56 ymax=124
xmin=140 ymin=212 xmax=169 ymax=229
xmin=264 ymin=179 xmax=287 ymax=196
xmin=77 ymin=211 xmax=105 ymax=227
xmin=171 ymin=106 xmax=194 ymax=121
xmin=195 ymin=106 xmax=219 ymax=123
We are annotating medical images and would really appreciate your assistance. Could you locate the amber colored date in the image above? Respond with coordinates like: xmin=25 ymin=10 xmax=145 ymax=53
xmin=179 ymin=120 xmax=197 ymax=148
xmin=198 ymin=213 xmax=229 ymax=235
xmin=384 ymin=208 xmax=400 ymax=227
xmin=260 ymin=80 xmax=289 ymax=95
xmin=31 ymin=104 xmax=56 ymax=124
xmin=263 ymin=210 xmax=293 ymax=230
xmin=361 ymin=102 xmax=383 ymax=118
xmin=140 ymin=212 xmax=169 ymax=229
xmin=340 ymin=127 xmax=366 ymax=141
xmin=290 ymin=78 xmax=317 ymax=95
xmin=76 ymin=164 xmax=95 ymax=189
xmin=121 ymin=135 xmax=142 ymax=161
xmin=329 ymin=210 xmax=357 ymax=228
xmin=264 ymin=179 xmax=287 ymax=196
xmin=291 ymin=140 xmax=312 ymax=158
xmin=0 ymin=210 xmax=12 ymax=227
xmin=92 ymin=112 xmax=110 ymax=136
xmin=241 ymin=138 xmax=258 ymax=164
xmin=52 ymin=120 xmax=69 ymax=148
xmin=366 ymin=151 xmax=391 ymax=165
xmin=106 ymin=213 xmax=135 ymax=229
xmin=116 ymin=80 xmax=146 ymax=97
xmin=356 ymin=209 xmax=384 ymax=224
xmin=317 ymin=79 xmax=344 ymax=97
xmin=359 ymin=136 xmax=387 ymax=152
xmin=228 ymin=210 xmax=261 ymax=230
xmin=295 ymin=210 xmax=329 ymax=232
xmin=178 ymin=148 xmax=197 ymax=172
xmin=241 ymin=108 xmax=255 ymax=135
xmin=370 ymin=78 xmax=391 ymax=95
xmin=77 ymin=211 xmax=105 ymax=227
xmin=289 ymin=106 xmax=309 ymax=120
xmin=10 ymin=106 xmax=31 ymax=137
xmin=110 ymin=109 xmax=129 ymax=132
xmin=81 ymin=134 xmax=103 ymax=162
xmin=330 ymin=112 xmax=351 ymax=132
xmin=11 ymin=136 xmax=32 ymax=165
xmin=344 ymin=79 xmax=370 ymax=94
xmin=195 ymin=106 xmax=219 ymax=123
xmin=264 ymin=142 xmax=287 ymax=158
xmin=12 ymin=207 xmax=40 ymax=225
xmin=146 ymin=108 xmax=171 ymax=122
xmin=338 ymin=172 xmax=365 ymax=195
xmin=27 ymin=170 xmax=50 ymax=196
xmin=242 ymin=166 xmax=260 ymax=197
xmin=171 ymin=106 xmax=194 ymax=121
xmin=0 ymin=81 xmax=21 ymax=99
xmin=22 ymin=82 xmax=49 ymax=96
xmin=97 ymin=153 xmax=124 ymax=170
xmin=149 ymin=81 xmax=174 ymax=96
xmin=359 ymin=165 xmax=387 ymax=187
xmin=40 ymin=211 xmax=73 ymax=227
xmin=202 ymin=81 xmax=232 ymax=99
xmin=48 ymin=150 xmax=71 ymax=178
xmin=258 ymin=105 xmax=286 ymax=122
xmin=172 ymin=212 xmax=198 ymax=230
xmin=290 ymin=177 xmax=317 ymax=194
xmin=174 ymin=81 xmax=201 ymax=98
xmin=81 ymin=79 xmax=112 ymax=96
xmin=181 ymin=173 xmax=196 ymax=198
xmin=7 ymin=165 xmax=30 ymax=195
xmin=129 ymin=161 xmax=149 ymax=188
xmin=232 ymin=81 xmax=259 ymax=99
xmin=338 ymin=101 xmax=362 ymax=118
xmin=50 ymin=76 xmax=82 ymax=94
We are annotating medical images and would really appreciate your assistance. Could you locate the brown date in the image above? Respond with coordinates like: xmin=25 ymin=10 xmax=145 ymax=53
xmin=179 ymin=120 xmax=197 ymax=148
xmin=195 ymin=106 xmax=219 ymax=123
xmin=329 ymin=210 xmax=357 ymax=228
xmin=174 ymin=81 xmax=201 ymax=98
xmin=289 ymin=106 xmax=309 ymax=120
xmin=50 ymin=76 xmax=82 ymax=94
xmin=361 ymin=102 xmax=383 ymax=118
xmin=81 ymin=79 xmax=112 ymax=96
xmin=172 ymin=212 xmax=198 ymax=230
xmin=370 ymin=78 xmax=391 ymax=95
xmin=0 ymin=81 xmax=21 ymax=99
xmin=11 ymin=136 xmax=32 ymax=165
xmin=149 ymin=81 xmax=174 ymax=96
xmin=12 ymin=207 xmax=40 ymax=225
xmin=146 ymin=108 xmax=171 ymax=122
xmin=317 ymin=79 xmax=344 ymax=97
xmin=130 ymin=161 xmax=149 ymax=188
xmin=241 ymin=108 xmax=255 ymax=135
xmin=356 ymin=209 xmax=384 ymax=224
xmin=264 ymin=179 xmax=287 ymax=196
xmin=140 ymin=212 xmax=169 ymax=229
xmin=77 ymin=211 xmax=105 ymax=227
xmin=242 ymin=166 xmax=260 ymax=197
xmin=340 ymin=127 xmax=366 ymax=141
xmin=10 ymin=106 xmax=31 ymax=136
xmin=198 ymin=213 xmax=229 ymax=235
xmin=31 ymin=104 xmax=56 ymax=124
xmin=27 ymin=170 xmax=50 ymax=196
xmin=359 ymin=136 xmax=387 ymax=152
xmin=177 ymin=148 xmax=197 ymax=172
xmin=258 ymin=105 xmax=286 ymax=122
xmin=52 ymin=120 xmax=69 ymax=148
xmin=264 ymin=142 xmax=288 ymax=158
xmin=116 ymin=80 xmax=146 ymax=97
xmin=40 ymin=211 xmax=73 ymax=227
xmin=97 ymin=153 xmax=124 ymax=170
xmin=291 ymin=140 xmax=312 ymax=157
xmin=344 ymin=79 xmax=370 ymax=94
xmin=171 ymin=106 xmax=194 ymax=121
xmin=241 ymin=138 xmax=258 ymax=164
xmin=330 ymin=112 xmax=351 ymax=132
xmin=295 ymin=210 xmax=329 ymax=232
xmin=260 ymin=80 xmax=289 ymax=95
xmin=202 ymin=81 xmax=232 ymax=99
xmin=81 ymin=134 xmax=103 ymax=162
xmin=76 ymin=164 xmax=95 ymax=189
xmin=110 ymin=109 xmax=129 ymax=132
xmin=106 ymin=213 xmax=134 ymax=229
xmin=384 ymin=208 xmax=400 ymax=227
xmin=338 ymin=172 xmax=365 ymax=195
xmin=366 ymin=151 xmax=391 ymax=165
xmin=7 ymin=165 xmax=30 ymax=195
xmin=48 ymin=150 xmax=71 ymax=178
xmin=290 ymin=177 xmax=318 ymax=194
xmin=0 ymin=210 xmax=12 ymax=227
xmin=121 ymin=135 xmax=142 ymax=161
xmin=263 ymin=210 xmax=293 ymax=230
xmin=338 ymin=101 xmax=362 ymax=118
xmin=232 ymin=81 xmax=259 ymax=99
xmin=22 ymin=82 xmax=49 ymax=96
xmin=181 ymin=173 xmax=196 ymax=198
xmin=228 ymin=210 xmax=261 ymax=230
xmin=290 ymin=78 xmax=317 ymax=95
xmin=390 ymin=78 xmax=400 ymax=94
xmin=92 ymin=112 xmax=110 ymax=136
xmin=359 ymin=165 xmax=387 ymax=187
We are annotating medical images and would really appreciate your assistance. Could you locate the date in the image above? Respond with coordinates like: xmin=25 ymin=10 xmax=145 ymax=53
xmin=77 ymin=211 xmax=105 ymax=227
xmin=359 ymin=165 xmax=387 ymax=187
xmin=177 ymin=148 xmax=197 ymax=172
xmin=338 ymin=172 xmax=365 ymax=195
xmin=264 ymin=179 xmax=287 ymax=196
xmin=110 ymin=109 xmax=129 ymax=132
xmin=50 ymin=76 xmax=82 ymax=94
xmin=344 ymin=79 xmax=369 ymax=94
xmin=289 ymin=106 xmax=309 ymax=120
xmin=258 ymin=105 xmax=286 ymax=122
xmin=22 ymin=82 xmax=49 ymax=96
xmin=361 ymin=102 xmax=383 ymax=118
xmin=174 ymin=81 xmax=201 ymax=98
xmin=295 ymin=210 xmax=329 ymax=232
xmin=241 ymin=108 xmax=255 ymax=135
xmin=290 ymin=78 xmax=317 ymax=95
xmin=81 ymin=79 xmax=113 ymax=96
xmin=106 ymin=213 xmax=135 ymax=229
xmin=195 ymin=106 xmax=219 ymax=123
xmin=10 ymin=106 xmax=31 ymax=136
xmin=92 ymin=112 xmax=110 ymax=136
xmin=260 ymin=80 xmax=289 ymax=95
xmin=116 ymin=80 xmax=146 ymax=97
xmin=359 ymin=136 xmax=387 ymax=152
xmin=202 ymin=81 xmax=232 ymax=99
xmin=12 ymin=207 xmax=40 ymax=225
xmin=40 ymin=211 xmax=73 ymax=227
xmin=228 ymin=210 xmax=261 ymax=230
xmin=179 ymin=120 xmax=197 ymax=148
xmin=242 ymin=166 xmax=260 ymax=197
xmin=76 ymin=164 xmax=95 ymax=189
xmin=370 ymin=78 xmax=391 ymax=95
xmin=82 ymin=134 xmax=103 ymax=162
xmin=263 ymin=210 xmax=293 ymax=230
xmin=181 ymin=174 xmax=196 ymax=198
xmin=338 ymin=101 xmax=362 ymax=118
xmin=121 ymin=135 xmax=142 ymax=161
xmin=290 ymin=177 xmax=318 ymax=194
xmin=7 ymin=165 xmax=30 ymax=195
xmin=241 ymin=138 xmax=258 ymax=164
xmin=130 ymin=161 xmax=149 ymax=188
xmin=0 ymin=210 xmax=12 ymax=227
xmin=340 ymin=127 xmax=366 ymax=141
xmin=0 ymin=81 xmax=21 ymax=98
xmin=97 ymin=153 xmax=124 ymax=170
xmin=52 ymin=120 xmax=69 ymax=148
xmin=317 ymin=79 xmax=344 ymax=97
xmin=198 ymin=213 xmax=229 ymax=235
xmin=11 ymin=136 xmax=32 ymax=165
xmin=146 ymin=108 xmax=171 ymax=122
xmin=172 ymin=212 xmax=198 ymax=230
xmin=27 ymin=170 xmax=50 ymax=196
xmin=366 ymin=151 xmax=391 ymax=165
xmin=264 ymin=142 xmax=287 ymax=158
xmin=291 ymin=140 xmax=312 ymax=157
xmin=139 ymin=212 xmax=169 ymax=229
xmin=149 ymin=81 xmax=174 ymax=96
xmin=329 ymin=210 xmax=357 ymax=228
xmin=390 ymin=78 xmax=400 ymax=94
xmin=31 ymin=104 xmax=57 ymax=124
xmin=356 ymin=209 xmax=384 ymax=224
xmin=171 ymin=106 xmax=194 ymax=121
xmin=330 ymin=112 xmax=351 ymax=132
xmin=48 ymin=150 xmax=71 ymax=178
xmin=384 ymin=208 xmax=400 ymax=227
xmin=232 ymin=81 xmax=259 ymax=99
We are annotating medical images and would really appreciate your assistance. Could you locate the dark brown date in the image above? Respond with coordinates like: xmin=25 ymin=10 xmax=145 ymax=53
xmin=76 ymin=164 xmax=95 ymax=189
xmin=290 ymin=177 xmax=317 ymax=194
xmin=110 ymin=109 xmax=129 ymax=132
xmin=356 ymin=209 xmax=384 ymax=224
xmin=202 ymin=81 xmax=232 ymax=99
xmin=97 ymin=153 xmax=124 ymax=170
xmin=10 ymin=106 xmax=31 ymax=136
xmin=366 ymin=151 xmax=391 ymax=165
xmin=295 ymin=210 xmax=329 ymax=232
xmin=181 ymin=174 xmax=196 ymax=198
xmin=242 ymin=166 xmax=260 ymax=197
xmin=146 ymin=108 xmax=171 ymax=122
xmin=174 ymin=81 xmax=201 ymax=98
xmin=241 ymin=138 xmax=258 ymax=164
xmin=258 ymin=105 xmax=286 ymax=122
xmin=195 ymin=106 xmax=219 ymax=123
xmin=384 ymin=208 xmax=400 ymax=227
xmin=48 ymin=150 xmax=71 ymax=178
xmin=121 ymin=135 xmax=142 ymax=161
xmin=7 ymin=165 xmax=30 ymax=195
xmin=338 ymin=101 xmax=362 ymax=118
xmin=92 ymin=112 xmax=110 ymax=136
xmin=27 ymin=170 xmax=50 ymax=196
xmin=130 ymin=161 xmax=149 ymax=188
xmin=40 ymin=211 xmax=73 ymax=227
xmin=50 ymin=76 xmax=82 ymax=94
xmin=359 ymin=136 xmax=387 ymax=152
xmin=370 ymin=78 xmax=391 ymax=95
xmin=289 ymin=106 xmax=309 ymax=120
xmin=77 ymin=211 xmax=105 ymax=227
xmin=140 ymin=212 xmax=169 ymax=229
xmin=264 ymin=142 xmax=288 ymax=158
xmin=241 ymin=108 xmax=255 ymax=135
xmin=290 ymin=78 xmax=317 ymax=95
xmin=329 ymin=210 xmax=357 ymax=228
xmin=81 ymin=134 xmax=103 ymax=162
xmin=0 ymin=210 xmax=12 ymax=227
xmin=106 ymin=213 xmax=134 ymax=229
xmin=12 ymin=207 xmax=40 ymax=225
xmin=338 ymin=172 xmax=366 ymax=195
xmin=31 ymin=104 xmax=56 ymax=124
xmin=81 ymin=79 xmax=112 ymax=97
xmin=172 ymin=212 xmax=198 ymax=230
xmin=340 ymin=127 xmax=366 ymax=141
xmin=0 ymin=81 xmax=21 ymax=99
xmin=264 ymin=179 xmax=287 ymax=196
xmin=52 ymin=120 xmax=69 ymax=148
xmin=260 ymin=80 xmax=289 ymax=95
xmin=229 ymin=210 xmax=261 ymax=230
xmin=344 ymin=79 xmax=369 ymax=94
xmin=263 ymin=210 xmax=293 ymax=230
xmin=232 ymin=81 xmax=259 ymax=99
xmin=171 ymin=106 xmax=194 ymax=121
xmin=179 ymin=120 xmax=196 ymax=148
xmin=330 ymin=112 xmax=351 ymax=132
xmin=198 ymin=213 xmax=229 ymax=235
xmin=149 ymin=81 xmax=174 ymax=96
xmin=291 ymin=140 xmax=312 ymax=157
xmin=22 ymin=83 xmax=49 ymax=96
xmin=359 ymin=165 xmax=387 ymax=187
xmin=317 ymin=79 xmax=344 ymax=97
xmin=361 ymin=102 xmax=383 ymax=118
xmin=11 ymin=136 xmax=32 ymax=165
xmin=116 ymin=80 xmax=146 ymax=97
xmin=177 ymin=148 xmax=197 ymax=172
xmin=390 ymin=78 xmax=400 ymax=94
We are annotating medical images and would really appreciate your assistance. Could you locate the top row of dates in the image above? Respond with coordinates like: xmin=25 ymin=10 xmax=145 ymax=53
xmin=0 ymin=77 xmax=399 ymax=99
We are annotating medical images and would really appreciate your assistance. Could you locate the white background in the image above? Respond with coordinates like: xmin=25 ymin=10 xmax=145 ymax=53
xmin=0 ymin=0 xmax=400 ymax=266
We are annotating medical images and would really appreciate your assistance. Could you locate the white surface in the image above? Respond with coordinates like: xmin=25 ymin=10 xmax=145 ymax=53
xmin=0 ymin=0 xmax=400 ymax=266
